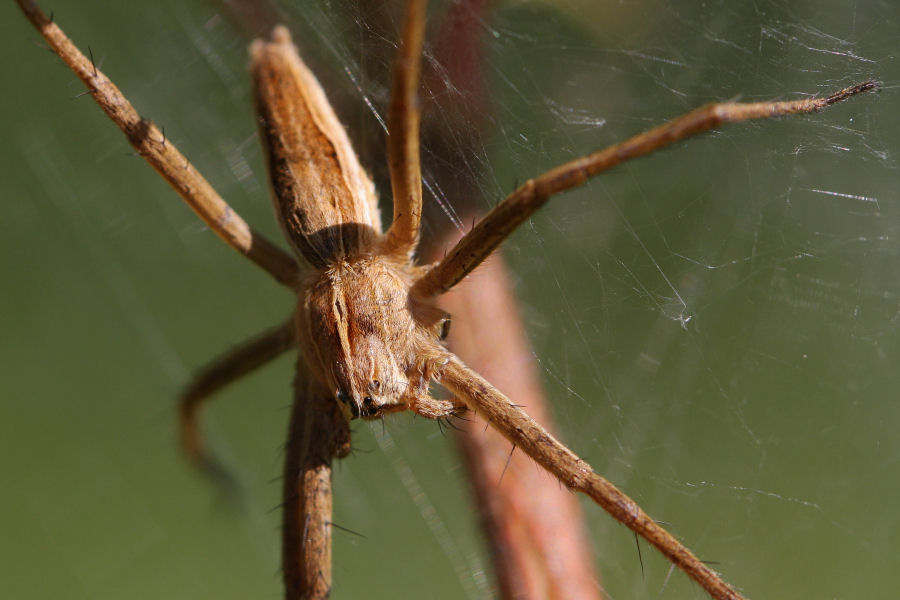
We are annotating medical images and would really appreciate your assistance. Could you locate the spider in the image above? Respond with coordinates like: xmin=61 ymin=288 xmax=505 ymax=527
xmin=16 ymin=0 xmax=878 ymax=599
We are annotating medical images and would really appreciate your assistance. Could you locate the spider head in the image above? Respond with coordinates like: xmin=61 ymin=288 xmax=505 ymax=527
xmin=328 ymin=333 xmax=412 ymax=421
xmin=298 ymin=255 xmax=445 ymax=421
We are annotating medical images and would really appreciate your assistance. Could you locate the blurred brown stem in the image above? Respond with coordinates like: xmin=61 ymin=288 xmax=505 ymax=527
xmin=421 ymin=2 xmax=602 ymax=597
xmin=434 ymin=236 xmax=602 ymax=600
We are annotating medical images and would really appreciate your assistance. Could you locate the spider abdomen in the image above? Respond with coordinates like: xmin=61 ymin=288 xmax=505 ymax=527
xmin=252 ymin=26 xmax=382 ymax=269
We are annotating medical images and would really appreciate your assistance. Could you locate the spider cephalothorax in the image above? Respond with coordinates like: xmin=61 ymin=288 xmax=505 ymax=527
xmin=297 ymin=253 xmax=459 ymax=421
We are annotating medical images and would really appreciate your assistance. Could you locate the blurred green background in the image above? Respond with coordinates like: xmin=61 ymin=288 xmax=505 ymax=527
xmin=1 ymin=1 xmax=898 ymax=598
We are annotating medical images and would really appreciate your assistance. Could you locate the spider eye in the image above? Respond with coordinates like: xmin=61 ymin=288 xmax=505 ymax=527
xmin=439 ymin=317 xmax=451 ymax=340
xmin=361 ymin=396 xmax=378 ymax=417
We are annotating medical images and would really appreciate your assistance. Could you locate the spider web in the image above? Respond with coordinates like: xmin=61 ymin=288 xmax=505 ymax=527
xmin=1 ymin=1 xmax=897 ymax=599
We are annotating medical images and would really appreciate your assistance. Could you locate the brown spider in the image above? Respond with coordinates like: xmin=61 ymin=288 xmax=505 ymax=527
xmin=16 ymin=0 xmax=878 ymax=599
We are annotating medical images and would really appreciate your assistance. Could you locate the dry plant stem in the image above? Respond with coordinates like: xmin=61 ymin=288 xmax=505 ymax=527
xmin=415 ymin=1 xmax=601 ymax=593
xmin=440 ymin=247 xmax=601 ymax=599
xmin=283 ymin=379 xmax=350 ymax=600
xmin=179 ymin=320 xmax=294 ymax=466
xmin=383 ymin=0 xmax=426 ymax=257
xmin=15 ymin=0 xmax=299 ymax=288
xmin=415 ymin=80 xmax=879 ymax=297
xmin=438 ymin=356 xmax=743 ymax=600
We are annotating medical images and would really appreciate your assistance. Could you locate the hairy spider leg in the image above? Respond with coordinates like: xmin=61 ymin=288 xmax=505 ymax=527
xmin=413 ymin=81 xmax=879 ymax=297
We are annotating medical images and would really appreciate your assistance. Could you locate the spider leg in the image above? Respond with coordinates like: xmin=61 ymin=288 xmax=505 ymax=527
xmin=383 ymin=0 xmax=426 ymax=258
xmin=435 ymin=351 xmax=746 ymax=600
xmin=179 ymin=320 xmax=295 ymax=472
xmin=16 ymin=0 xmax=300 ymax=288
xmin=408 ymin=395 xmax=467 ymax=419
xmin=413 ymin=80 xmax=879 ymax=297
xmin=282 ymin=377 xmax=350 ymax=600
